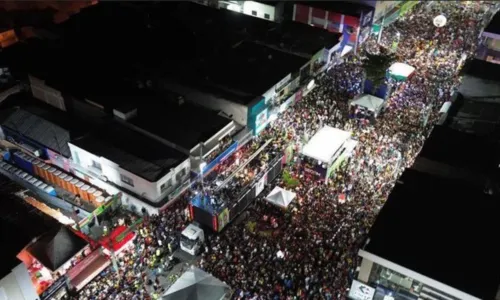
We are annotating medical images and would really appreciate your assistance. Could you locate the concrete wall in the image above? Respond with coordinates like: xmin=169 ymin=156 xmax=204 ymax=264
xmin=160 ymin=81 xmax=249 ymax=126
xmin=68 ymin=142 xmax=190 ymax=203
xmin=0 ymin=264 xmax=39 ymax=300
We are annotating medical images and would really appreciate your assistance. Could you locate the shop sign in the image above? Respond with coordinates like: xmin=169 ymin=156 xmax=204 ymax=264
xmin=264 ymin=88 xmax=276 ymax=105
xmin=279 ymin=94 xmax=296 ymax=113
xmin=255 ymin=172 xmax=268 ymax=197
xmin=348 ymin=280 xmax=375 ymax=300
xmin=217 ymin=208 xmax=230 ymax=231
xmin=255 ymin=108 xmax=269 ymax=134
xmin=275 ymin=73 xmax=292 ymax=92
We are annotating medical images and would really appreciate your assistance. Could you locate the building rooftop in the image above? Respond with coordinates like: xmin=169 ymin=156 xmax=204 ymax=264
xmin=22 ymin=2 xmax=309 ymax=106
xmin=460 ymin=58 xmax=500 ymax=82
xmin=365 ymin=169 xmax=500 ymax=300
xmin=71 ymin=121 xmax=188 ymax=182
xmin=417 ymin=126 xmax=500 ymax=174
xmin=296 ymin=1 xmax=372 ymax=17
xmin=443 ymin=93 xmax=500 ymax=138
xmin=484 ymin=10 xmax=500 ymax=34
xmin=0 ymin=93 xmax=89 ymax=157
xmin=185 ymin=5 xmax=340 ymax=57
xmin=0 ymin=175 xmax=59 ymax=278
xmin=128 ymin=98 xmax=233 ymax=152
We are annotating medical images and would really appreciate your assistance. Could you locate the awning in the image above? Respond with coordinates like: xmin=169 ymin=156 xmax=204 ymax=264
xmin=388 ymin=62 xmax=416 ymax=81
xmin=350 ymin=94 xmax=385 ymax=117
xmin=265 ymin=186 xmax=296 ymax=209
xmin=162 ymin=266 xmax=230 ymax=300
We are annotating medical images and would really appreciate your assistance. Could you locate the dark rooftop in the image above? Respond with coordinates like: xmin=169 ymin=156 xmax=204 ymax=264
xmin=182 ymin=4 xmax=340 ymax=57
xmin=365 ymin=169 xmax=500 ymax=300
xmin=0 ymin=93 xmax=89 ymax=157
xmin=128 ymin=97 xmax=232 ymax=151
xmin=417 ymin=126 xmax=500 ymax=175
xmin=296 ymin=1 xmax=372 ymax=17
xmin=484 ymin=10 xmax=500 ymax=34
xmin=0 ymin=175 xmax=59 ymax=278
xmin=444 ymin=93 xmax=500 ymax=138
xmin=13 ymin=2 xmax=309 ymax=106
xmin=460 ymin=58 xmax=500 ymax=82
xmin=71 ymin=121 xmax=188 ymax=182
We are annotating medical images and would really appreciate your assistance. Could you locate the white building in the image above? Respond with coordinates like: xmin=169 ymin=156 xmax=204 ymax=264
xmin=218 ymin=1 xmax=284 ymax=22
xmin=0 ymin=264 xmax=39 ymax=300
xmin=69 ymin=121 xmax=190 ymax=213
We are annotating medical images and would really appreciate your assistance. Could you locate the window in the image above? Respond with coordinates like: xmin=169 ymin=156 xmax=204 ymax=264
xmin=161 ymin=178 xmax=172 ymax=193
xmin=120 ymin=173 xmax=134 ymax=187
xmin=91 ymin=160 xmax=101 ymax=171
xmin=251 ymin=10 xmax=257 ymax=16
xmin=264 ymin=13 xmax=270 ymax=19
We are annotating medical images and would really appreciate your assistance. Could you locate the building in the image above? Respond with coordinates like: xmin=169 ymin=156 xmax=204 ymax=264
xmin=291 ymin=1 xmax=375 ymax=51
xmin=0 ymin=175 xmax=59 ymax=300
xmin=0 ymin=93 xmax=88 ymax=171
xmin=112 ymin=91 xmax=237 ymax=171
xmin=411 ymin=125 xmax=500 ymax=192
xmin=477 ymin=10 xmax=500 ymax=64
xmin=439 ymin=59 xmax=500 ymax=137
xmin=69 ymin=120 xmax=190 ymax=211
xmin=218 ymin=1 xmax=285 ymax=22
xmin=356 ymin=169 xmax=500 ymax=300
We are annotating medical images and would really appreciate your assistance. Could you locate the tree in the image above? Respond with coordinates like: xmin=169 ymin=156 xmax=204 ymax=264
xmin=361 ymin=45 xmax=396 ymax=94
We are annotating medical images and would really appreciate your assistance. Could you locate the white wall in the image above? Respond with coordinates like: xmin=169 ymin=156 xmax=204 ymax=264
xmin=161 ymin=81 xmax=249 ymax=125
xmin=0 ymin=264 xmax=39 ymax=300
xmin=28 ymin=75 xmax=66 ymax=111
xmin=68 ymin=142 xmax=190 ymax=203
xmin=242 ymin=1 xmax=276 ymax=21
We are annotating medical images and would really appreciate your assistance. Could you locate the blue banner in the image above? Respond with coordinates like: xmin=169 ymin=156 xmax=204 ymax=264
xmin=202 ymin=141 xmax=238 ymax=174
xmin=338 ymin=26 xmax=354 ymax=54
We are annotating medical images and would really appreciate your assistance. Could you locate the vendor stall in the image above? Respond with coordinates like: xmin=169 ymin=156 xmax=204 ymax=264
xmin=388 ymin=62 xmax=415 ymax=81
xmin=265 ymin=186 xmax=296 ymax=209
xmin=350 ymin=94 xmax=385 ymax=118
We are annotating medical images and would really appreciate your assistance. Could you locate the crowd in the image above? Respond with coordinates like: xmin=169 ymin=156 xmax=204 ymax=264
xmin=77 ymin=1 xmax=488 ymax=299
xmin=200 ymin=2 xmax=486 ymax=299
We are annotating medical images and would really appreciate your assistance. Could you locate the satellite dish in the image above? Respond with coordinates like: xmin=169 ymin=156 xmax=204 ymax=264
xmin=433 ymin=15 xmax=447 ymax=27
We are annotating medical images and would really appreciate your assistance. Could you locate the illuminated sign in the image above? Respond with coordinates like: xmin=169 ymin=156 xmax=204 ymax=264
xmin=348 ymin=280 xmax=375 ymax=300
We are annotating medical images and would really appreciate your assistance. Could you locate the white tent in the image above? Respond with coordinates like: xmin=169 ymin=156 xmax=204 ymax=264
xmin=350 ymin=94 xmax=385 ymax=117
xmin=162 ymin=267 xmax=230 ymax=300
xmin=301 ymin=126 xmax=351 ymax=164
xmin=265 ymin=186 xmax=296 ymax=209
xmin=388 ymin=62 xmax=415 ymax=80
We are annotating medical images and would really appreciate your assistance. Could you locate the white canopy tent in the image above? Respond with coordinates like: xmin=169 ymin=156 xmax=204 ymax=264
xmin=388 ymin=62 xmax=415 ymax=81
xmin=301 ymin=126 xmax=351 ymax=164
xmin=350 ymin=94 xmax=385 ymax=117
xmin=162 ymin=266 xmax=230 ymax=300
xmin=265 ymin=186 xmax=297 ymax=209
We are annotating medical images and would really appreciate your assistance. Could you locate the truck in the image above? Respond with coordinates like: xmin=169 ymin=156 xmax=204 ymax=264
xmin=180 ymin=223 xmax=205 ymax=256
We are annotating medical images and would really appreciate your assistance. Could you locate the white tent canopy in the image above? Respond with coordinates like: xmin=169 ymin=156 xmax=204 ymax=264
xmin=388 ymin=62 xmax=415 ymax=80
xmin=301 ymin=126 xmax=351 ymax=164
xmin=265 ymin=186 xmax=296 ymax=208
xmin=162 ymin=267 xmax=230 ymax=300
xmin=350 ymin=94 xmax=385 ymax=117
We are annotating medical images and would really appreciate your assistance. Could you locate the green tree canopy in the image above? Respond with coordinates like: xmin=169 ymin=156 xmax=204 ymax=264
xmin=361 ymin=45 xmax=396 ymax=92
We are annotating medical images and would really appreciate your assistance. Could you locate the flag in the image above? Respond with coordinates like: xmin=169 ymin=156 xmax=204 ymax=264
xmin=338 ymin=26 xmax=354 ymax=54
